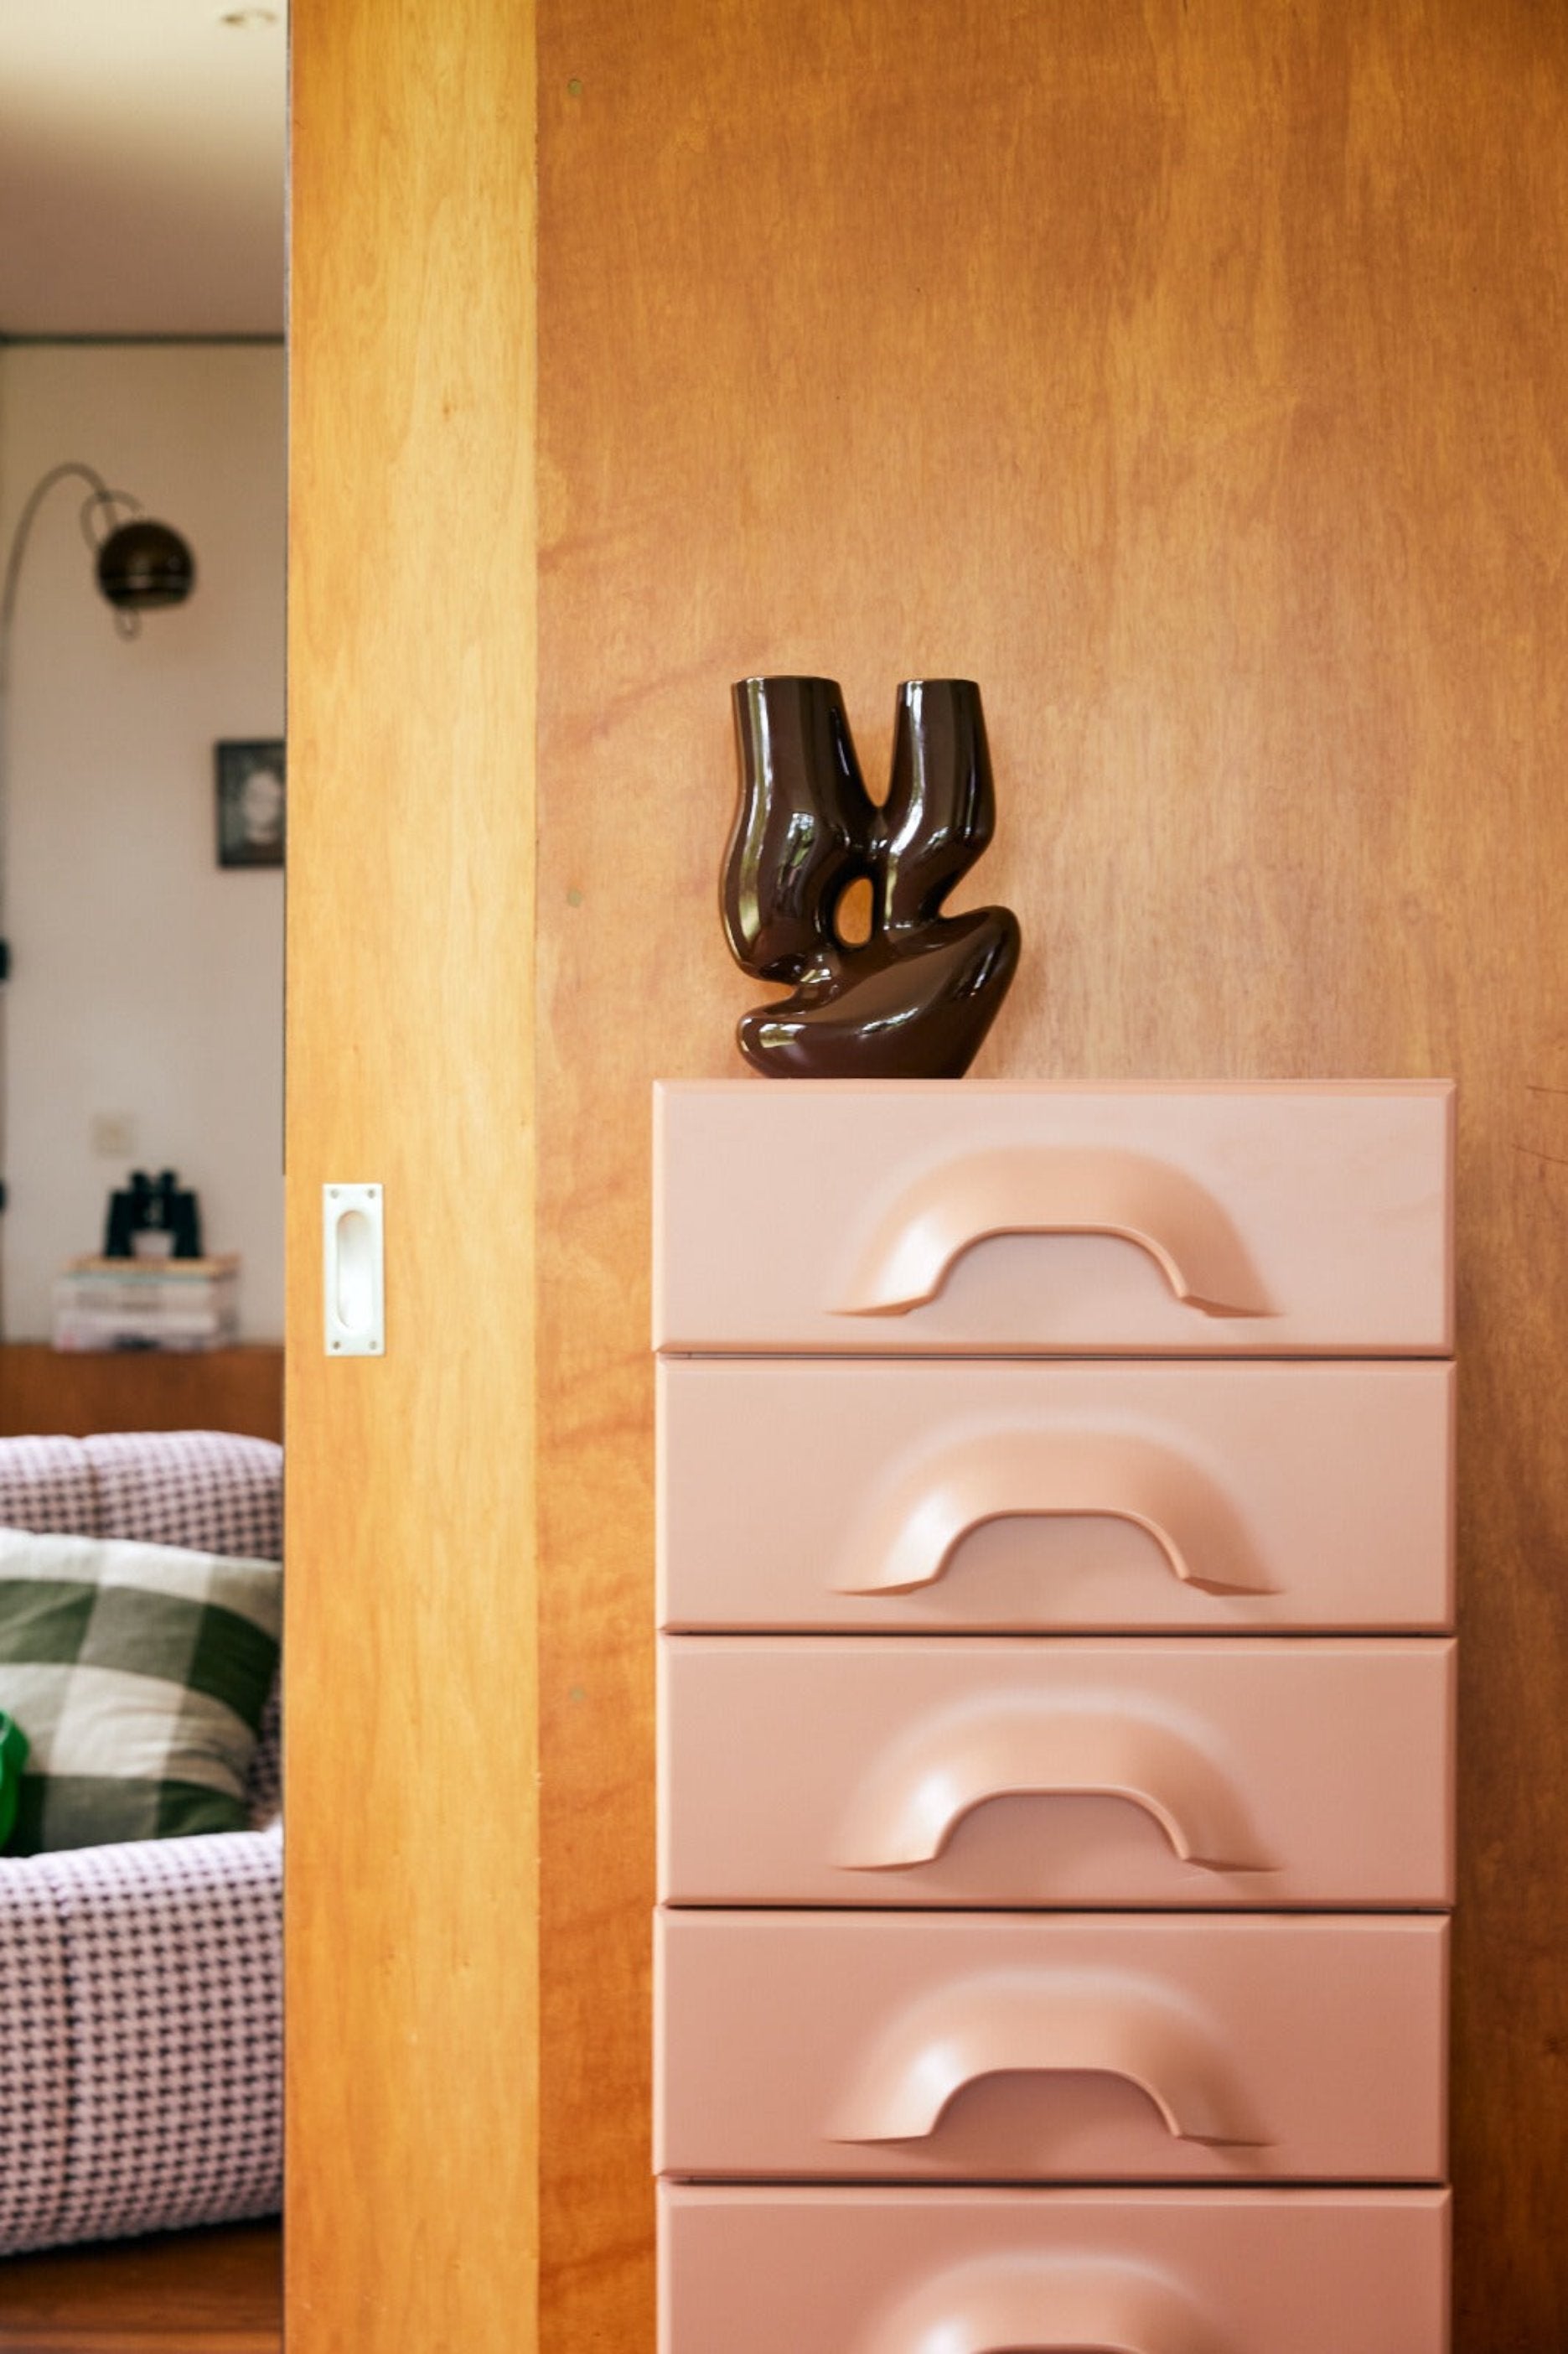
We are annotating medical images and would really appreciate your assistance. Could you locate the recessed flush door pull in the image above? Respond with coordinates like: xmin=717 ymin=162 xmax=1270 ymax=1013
xmin=323 ymin=1184 xmax=384 ymax=1356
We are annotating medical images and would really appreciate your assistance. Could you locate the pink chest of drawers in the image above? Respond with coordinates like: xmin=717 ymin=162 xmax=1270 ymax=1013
xmin=654 ymin=1080 xmax=1456 ymax=2353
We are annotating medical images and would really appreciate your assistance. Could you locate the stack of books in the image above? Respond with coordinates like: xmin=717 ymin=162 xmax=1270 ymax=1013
xmin=52 ymin=1255 xmax=241 ymax=1353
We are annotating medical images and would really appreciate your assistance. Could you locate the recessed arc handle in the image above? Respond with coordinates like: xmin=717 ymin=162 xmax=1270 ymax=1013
xmin=838 ymin=1428 xmax=1273 ymax=1597
xmin=322 ymin=1182 xmax=386 ymax=1357
xmin=858 ymin=2256 xmax=1217 ymax=2354
xmin=833 ymin=1146 xmax=1275 ymax=1320
xmin=834 ymin=1701 xmax=1276 ymax=1874
xmin=827 ymin=1971 xmax=1270 ymax=2149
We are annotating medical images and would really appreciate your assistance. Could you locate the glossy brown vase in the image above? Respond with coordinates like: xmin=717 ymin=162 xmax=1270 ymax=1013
xmin=722 ymin=677 xmax=1020 ymax=1080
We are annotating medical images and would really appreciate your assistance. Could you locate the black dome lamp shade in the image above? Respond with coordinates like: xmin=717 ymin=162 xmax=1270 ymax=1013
xmin=95 ymin=516 xmax=196 ymax=615
xmin=0 ymin=460 xmax=196 ymax=646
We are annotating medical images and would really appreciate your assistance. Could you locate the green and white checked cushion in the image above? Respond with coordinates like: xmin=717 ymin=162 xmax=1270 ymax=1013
xmin=0 ymin=1526 xmax=281 ymax=1854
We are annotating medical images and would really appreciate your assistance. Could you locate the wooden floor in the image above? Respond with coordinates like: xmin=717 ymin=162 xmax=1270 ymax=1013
xmin=0 ymin=2222 xmax=280 ymax=2353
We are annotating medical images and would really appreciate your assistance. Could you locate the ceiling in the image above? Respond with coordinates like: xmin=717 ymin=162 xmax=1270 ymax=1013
xmin=0 ymin=1 xmax=286 ymax=339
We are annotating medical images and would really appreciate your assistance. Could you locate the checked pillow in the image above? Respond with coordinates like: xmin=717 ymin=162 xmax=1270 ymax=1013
xmin=0 ymin=1526 xmax=280 ymax=1855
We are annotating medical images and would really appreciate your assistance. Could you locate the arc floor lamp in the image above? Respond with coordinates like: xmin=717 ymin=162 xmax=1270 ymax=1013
xmin=0 ymin=460 xmax=198 ymax=1330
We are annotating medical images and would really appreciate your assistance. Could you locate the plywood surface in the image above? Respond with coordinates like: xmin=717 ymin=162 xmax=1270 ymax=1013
xmin=536 ymin=3 xmax=1568 ymax=2346
xmin=286 ymin=1 xmax=538 ymax=2348
xmin=0 ymin=1345 xmax=282 ymax=1441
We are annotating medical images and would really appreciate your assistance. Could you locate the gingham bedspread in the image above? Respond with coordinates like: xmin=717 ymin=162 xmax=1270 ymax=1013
xmin=0 ymin=1821 xmax=282 ymax=2253
xmin=0 ymin=1430 xmax=283 ymax=2256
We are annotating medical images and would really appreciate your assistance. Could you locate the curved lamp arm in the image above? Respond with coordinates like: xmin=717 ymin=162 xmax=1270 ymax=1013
xmin=2 ymin=461 xmax=129 ymax=638
xmin=0 ymin=461 xmax=197 ymax=950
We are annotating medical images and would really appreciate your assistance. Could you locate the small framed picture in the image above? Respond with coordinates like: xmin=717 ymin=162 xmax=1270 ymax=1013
xmin=215 ymin=739 xmax=286 ymax=868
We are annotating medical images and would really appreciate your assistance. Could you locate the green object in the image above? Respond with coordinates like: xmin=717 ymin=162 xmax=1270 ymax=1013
xmin=0 ymin=1708 xmax=28 ymax=1849
xmin=0 ymin=1527 xmax=279 ymax=1854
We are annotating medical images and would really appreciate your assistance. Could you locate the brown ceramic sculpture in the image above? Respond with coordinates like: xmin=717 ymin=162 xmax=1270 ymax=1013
xmin=722 ymin=676 xmax=1021 ymax=1080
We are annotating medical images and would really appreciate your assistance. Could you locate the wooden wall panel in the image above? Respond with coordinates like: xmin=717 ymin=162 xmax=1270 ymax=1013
xmin=536 ymin=3 xmax=1568 ymax=2347
xmin=286 ymin=3 xmax=538 ymax=2348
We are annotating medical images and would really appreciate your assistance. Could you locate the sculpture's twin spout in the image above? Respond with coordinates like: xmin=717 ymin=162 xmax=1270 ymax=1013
xmin=722 ymin=676 xmax=1021 ymax=1081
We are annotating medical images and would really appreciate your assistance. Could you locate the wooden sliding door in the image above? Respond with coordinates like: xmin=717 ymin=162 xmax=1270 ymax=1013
xmin=285 ymin=2 xmax=538 ymax=2348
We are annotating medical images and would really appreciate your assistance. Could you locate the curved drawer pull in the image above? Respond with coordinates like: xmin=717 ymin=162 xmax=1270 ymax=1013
xmin=859 ymin=2255 xmax=1216 ymax=2354
xmin=834 ymin=1700 xmax=1276 ymax=1874
xmin=833 ymin=1147 xmax=1275 ymax=1319
xmin=838 ymin=1428 xmax=1273 ymax=1597
xmin=827 ymin=1970 xmax=1270 ymax=2148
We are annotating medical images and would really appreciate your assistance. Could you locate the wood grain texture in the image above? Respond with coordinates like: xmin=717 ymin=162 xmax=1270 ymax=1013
xmin=286 ymin=2 xmax=538 ymax=2349
xmin=536 ymin=3 xmax=1568 ymax=2346
xmin=0 ymin=1345 xmax=282 ymax=1441
xmin=0 ymin=2222 xmax=279 ymax=2354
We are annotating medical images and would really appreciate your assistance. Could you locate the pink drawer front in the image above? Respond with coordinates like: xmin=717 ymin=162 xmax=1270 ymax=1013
xmin=653 ymin=1081 xmax=1453 ymax=1356
xmin=654 ymin=1911 xmax=1448 ymax=2184
xmin=659 ymin=1357 xmax=1454 ymax=1633
xmin=659 ymin=2184 xmax=1451 ymax=2354
xmin=658 ymin=1636 xmax=1455 ymax=1909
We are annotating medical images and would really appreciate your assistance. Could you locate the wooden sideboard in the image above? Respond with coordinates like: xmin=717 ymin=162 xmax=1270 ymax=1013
xmin=0 ymin=1343 xmax=284 ymax=1442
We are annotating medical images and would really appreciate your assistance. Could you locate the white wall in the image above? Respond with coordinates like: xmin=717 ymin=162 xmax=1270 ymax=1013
xmin=0 ymin=342 xmax=284 ymax=1339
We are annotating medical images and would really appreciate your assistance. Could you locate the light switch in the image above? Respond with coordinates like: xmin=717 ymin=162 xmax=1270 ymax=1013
xmin=91 ymin=1112 xmax=137 ymax=1158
